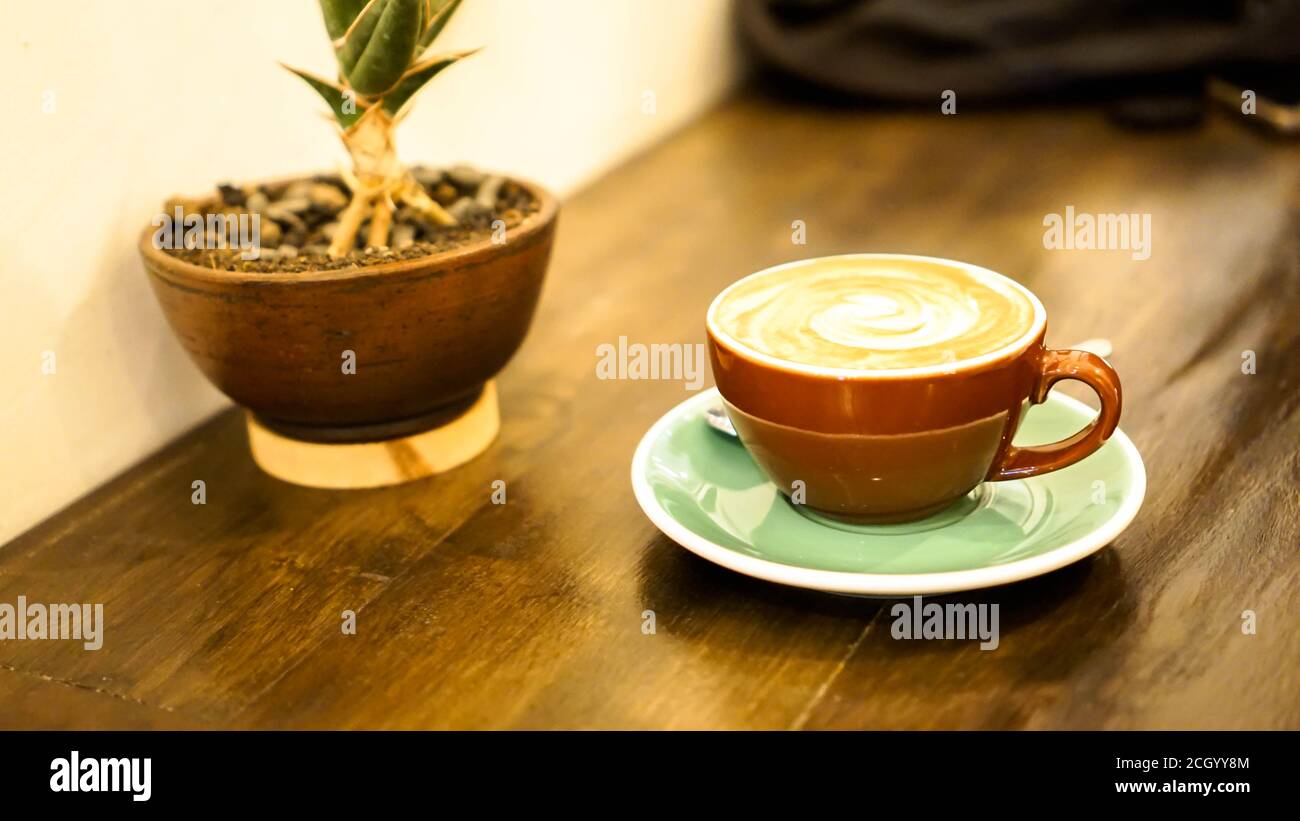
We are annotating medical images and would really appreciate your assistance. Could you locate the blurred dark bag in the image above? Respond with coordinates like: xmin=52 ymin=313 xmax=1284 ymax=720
xmin=737 ymin=0 xmax=1300 ymax=102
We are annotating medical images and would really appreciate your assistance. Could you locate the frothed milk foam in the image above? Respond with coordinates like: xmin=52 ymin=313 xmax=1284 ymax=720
xmin=712 ymin=257 xmax=1037 ymax=370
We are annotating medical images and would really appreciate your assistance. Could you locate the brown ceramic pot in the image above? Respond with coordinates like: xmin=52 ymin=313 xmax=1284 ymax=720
xmin=140 ymin=175 xmax=558 ymax=443
xmin=707 ymin=254 xmax=1122 ymax=523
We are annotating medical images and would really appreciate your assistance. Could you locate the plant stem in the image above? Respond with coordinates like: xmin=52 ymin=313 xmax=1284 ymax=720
xmin=329 ymin=191 xmax=372 ymax=258
xmin=367 ymin=194 xmax=394 ymax=249
xmin=400 ymin=179 xmax=457 ymax=226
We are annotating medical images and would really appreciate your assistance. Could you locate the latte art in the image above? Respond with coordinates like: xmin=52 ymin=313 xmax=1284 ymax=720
xmin=712 ymin=257 xmax=1037 ymax=370
xmin=809 ymin=290 xmax=978 ymax=352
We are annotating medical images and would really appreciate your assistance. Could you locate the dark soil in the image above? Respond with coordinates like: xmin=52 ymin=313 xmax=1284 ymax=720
xmin=161 ymin=164 xmax=539 ymax=273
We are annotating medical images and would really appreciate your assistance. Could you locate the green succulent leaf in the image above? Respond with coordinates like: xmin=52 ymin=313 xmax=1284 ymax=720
xmin=283 ymin=64 xmax=369 ymax=128
xmin=319 ymin=0 xmax=371 ymax=41
xmin=336 ymin=0 xmax=423 ymax=96
xmin=379 ymin=49 xmax=477 ymax=116
xmin=418 ymin=0 xmax=464 ymax=52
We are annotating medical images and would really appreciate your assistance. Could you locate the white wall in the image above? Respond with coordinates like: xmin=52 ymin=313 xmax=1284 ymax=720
xmin=0 ymin=0 xmax=740 ymax=543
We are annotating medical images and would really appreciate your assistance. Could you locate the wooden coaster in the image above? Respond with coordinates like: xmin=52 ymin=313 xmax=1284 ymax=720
xmin=246 ymin=382 xmax=499 ymax=489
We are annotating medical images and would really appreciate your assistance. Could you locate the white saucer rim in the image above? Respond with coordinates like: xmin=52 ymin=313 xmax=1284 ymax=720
xmin=630 ymin=387 xmax=1146 ymax=596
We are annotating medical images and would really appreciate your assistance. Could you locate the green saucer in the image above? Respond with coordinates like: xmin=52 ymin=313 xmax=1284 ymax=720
xmin=631 ymin=388 xmax=1145 ymax=596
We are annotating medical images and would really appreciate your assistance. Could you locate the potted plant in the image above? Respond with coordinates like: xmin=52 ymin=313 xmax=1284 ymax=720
xmin=138 ymin=0 xmax=558 ymax=485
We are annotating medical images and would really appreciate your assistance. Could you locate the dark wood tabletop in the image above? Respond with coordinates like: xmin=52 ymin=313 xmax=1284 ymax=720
xmin=3 ymin=92 xmax=1297 ymax=729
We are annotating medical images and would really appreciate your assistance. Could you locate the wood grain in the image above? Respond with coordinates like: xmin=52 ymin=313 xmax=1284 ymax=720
xmin=2 ymin=92 xmax=1297 ymax=729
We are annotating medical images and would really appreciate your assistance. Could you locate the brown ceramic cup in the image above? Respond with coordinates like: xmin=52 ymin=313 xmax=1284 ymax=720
xmin=706 ymin=254 xmax=1122 ymax=523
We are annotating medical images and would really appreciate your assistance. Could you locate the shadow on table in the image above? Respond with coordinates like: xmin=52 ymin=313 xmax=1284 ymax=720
xmin=637 ymin=532 xmax=1136 ymax=671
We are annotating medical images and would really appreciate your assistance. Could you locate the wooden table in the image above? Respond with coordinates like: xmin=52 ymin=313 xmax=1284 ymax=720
xmin=4 ymin=92 xmax=1297 ymax=729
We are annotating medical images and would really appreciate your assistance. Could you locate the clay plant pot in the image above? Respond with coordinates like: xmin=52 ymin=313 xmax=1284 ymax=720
xmin=139 ymin=175 xmax=558 ymax=444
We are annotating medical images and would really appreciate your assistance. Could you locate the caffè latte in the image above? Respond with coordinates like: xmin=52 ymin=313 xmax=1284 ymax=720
xmin=705 ymin=254 xmax=1119 ymax=522
xmin=710 ymin=256 xmax=1038 ymax=371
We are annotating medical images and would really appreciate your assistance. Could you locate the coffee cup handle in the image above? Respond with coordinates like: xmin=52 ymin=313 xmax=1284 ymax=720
xmin=988 ymin=349 xmax=1123 ymax=481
